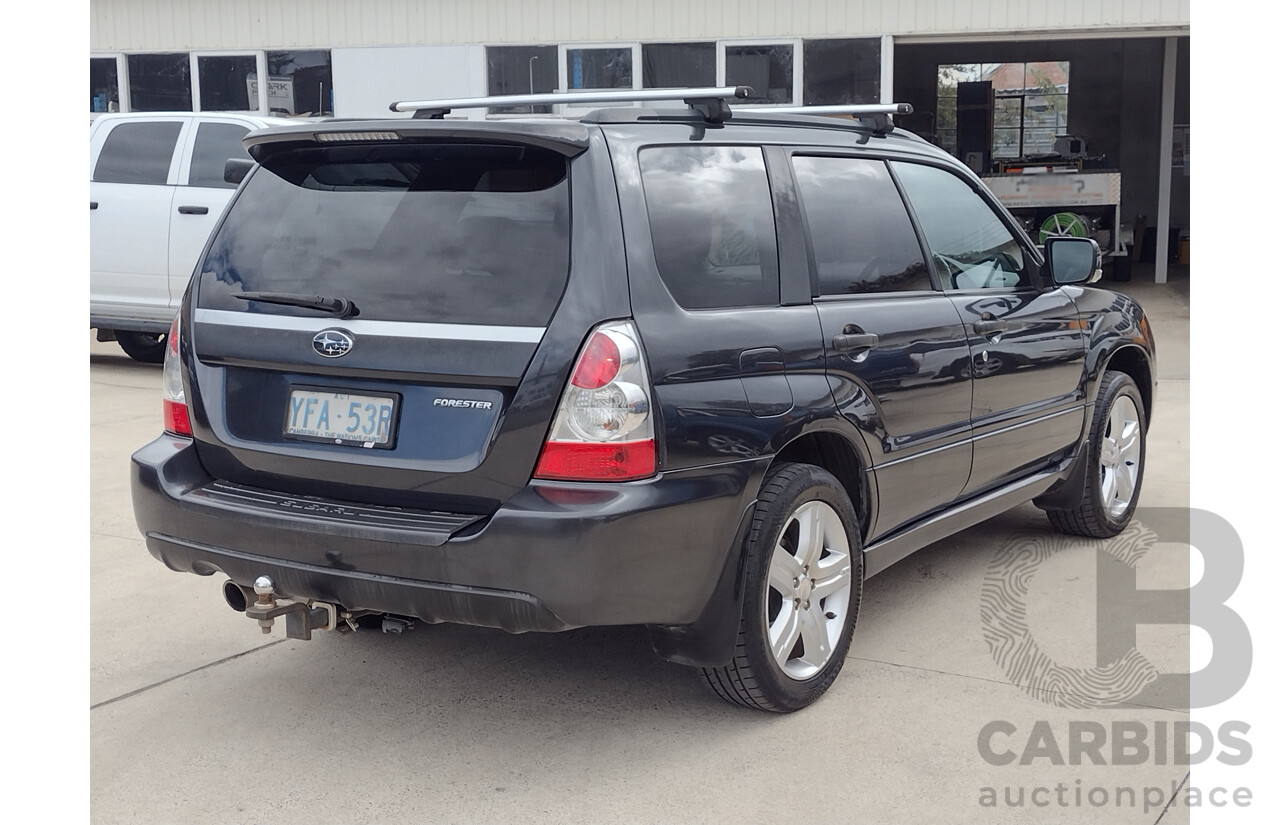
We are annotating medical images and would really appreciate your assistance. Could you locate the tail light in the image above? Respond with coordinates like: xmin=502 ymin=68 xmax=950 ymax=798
xmin=534 ymin=320 xmax=657 ymax=481
xmin=162 ymin=317 xmax=191 ymax=437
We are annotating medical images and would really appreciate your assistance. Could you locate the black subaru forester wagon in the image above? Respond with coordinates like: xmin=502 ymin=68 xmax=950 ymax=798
xmin=132 ymin=87 xmax=1155 ymax=712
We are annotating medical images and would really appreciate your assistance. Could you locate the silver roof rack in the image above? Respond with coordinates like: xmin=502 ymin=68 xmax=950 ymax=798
xmin=755 ymin=103 xmax=913 ymax=116
xmin=736 ymin=103 xmax=914 ymax=136
xmin=388 ymin=88 xmax=913 ymax=134
xmin=391 ymin=86 xmax=754 ymax=122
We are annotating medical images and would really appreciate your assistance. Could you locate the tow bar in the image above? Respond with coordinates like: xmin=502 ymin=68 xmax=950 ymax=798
xmin=241 ymin=576 xmax=338 ymax=641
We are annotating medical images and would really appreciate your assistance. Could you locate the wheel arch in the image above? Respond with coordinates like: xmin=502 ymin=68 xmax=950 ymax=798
xmin=647 ymin=427 xmax=873 ymax=670
xmin=1100 ymin=344 xmax=1154 ymax=425
xmin=770 ymin=429 xmax=873 ymax=544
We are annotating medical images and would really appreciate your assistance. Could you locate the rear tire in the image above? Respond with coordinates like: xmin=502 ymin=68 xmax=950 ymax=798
xmin=701 ymin=463 xmax=863 ymax=712
xmin=1045 ymin=370 xmax=1146 ymax=538
xmin=115 ymin=330 xmax=167 ymax=363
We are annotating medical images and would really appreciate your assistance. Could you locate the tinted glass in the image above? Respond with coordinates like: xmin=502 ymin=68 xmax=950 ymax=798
xmin=197 ymin=143 xmax=571 ymax=326
xmin=891 ymin=162 xmax=1028 ymax=290
xmin=197 ymin=55 xmax=256 ymax=111
xmin=128 ymin=53 xmax=192 ymax=111
xmin=91 ymin=57 xmax=119 ymax=113
xmin=639 ymin=146 xmax=779 ymax=309
xmin=792 ymin=156 xmax=931 ymax=295
xmin=265 ymin=50 xmax=333 ymax=115
xmin=802 ymin=39 xmax=880 ymax=105
xmin=726 ymin=45 xmax=793 ymax=104
xmin=93 ymin=121 xmax=183 ymax=184
xmin=188 ymin=122 xmax=250 ymax=188
xmin=567 ymin=48 xmax=632 ymax=89
xmin=642 ymin=43 xmax=715 ymax=88
xmin=486 ymin=45 xmax=558 ymax=113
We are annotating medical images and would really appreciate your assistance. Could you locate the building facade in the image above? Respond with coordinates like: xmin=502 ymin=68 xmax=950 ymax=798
xmin=90 ymin=0 xmax=1191 ymax=280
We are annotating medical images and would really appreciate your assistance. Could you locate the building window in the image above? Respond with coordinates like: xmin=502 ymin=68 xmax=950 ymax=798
xmin=642 ymin=42 xmax=715 ymax=89
xmin=487 ymin=45 xmax=558 ymax=113
xmin=91 ymin=57 xmax=120 ymax=113
xmin=725 ymin=44 xmax=793 ymax=104
xmin=264 ymin=51 xmax=333 ymax=116
xmin=803 ymin=39 xmax=880 ymax=105
xmin=197 ymin=55 xmax=256 ymax=112
xmin=566 ymin=47 xmax=633 ymax=89
xmin=128 ymin=53 xmax=192 ymax=111
xmin=936 ymin=62 xmax=1069 ymax=159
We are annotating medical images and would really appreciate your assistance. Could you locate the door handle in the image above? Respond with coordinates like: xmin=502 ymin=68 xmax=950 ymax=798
xmin=177 ymin=205 xmax=209 ymax=215
xmin=973 ymin=319 xmax=1009 ymax=336
xmin=90 ymin=201 xmax=98 ymax=210
xmin=832 ymin=332 xmax=879 ymax=353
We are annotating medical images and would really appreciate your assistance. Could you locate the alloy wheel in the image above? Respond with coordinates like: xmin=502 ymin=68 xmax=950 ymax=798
xmin=765 ymin=500 xmax=854 ymax=680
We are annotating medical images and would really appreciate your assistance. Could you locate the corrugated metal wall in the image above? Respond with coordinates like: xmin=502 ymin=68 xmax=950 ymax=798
xmin=91 ymin=0 xmax=1190 ymax=52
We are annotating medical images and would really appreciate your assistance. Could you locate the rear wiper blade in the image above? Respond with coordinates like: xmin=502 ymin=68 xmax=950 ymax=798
xmin=233 ymin=291 xmax=358 ymax=318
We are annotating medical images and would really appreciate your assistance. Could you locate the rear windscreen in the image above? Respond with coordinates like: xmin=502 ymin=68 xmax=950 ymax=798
xmin=196 ymin=142 xmax=571 ymax=326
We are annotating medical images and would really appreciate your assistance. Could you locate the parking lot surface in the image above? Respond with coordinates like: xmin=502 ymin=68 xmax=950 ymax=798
xmin=91 ymin=271 xmax=1192 ymax=824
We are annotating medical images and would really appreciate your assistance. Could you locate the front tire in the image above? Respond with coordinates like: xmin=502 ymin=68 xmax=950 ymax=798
xmin=1046 ymin=370 xmax=1146 ymax=537
xmin=115 ymin=330 xmax=167 ymax=363
xmin=702 ymin=463 xmax=863 ymax=712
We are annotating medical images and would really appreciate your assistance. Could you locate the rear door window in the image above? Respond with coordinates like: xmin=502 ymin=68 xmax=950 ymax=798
xmin=791 ymin=155 xmax=933 ymax=295
xmin=638 ymin=146 xmax=780 ymax=309
xmin=188 ymin=122 xmax=251 ymax=188
xmin=196 ymin=142 xmax=571 ymax=326
xmin=93 ymin=121 xmax=183 ymax=184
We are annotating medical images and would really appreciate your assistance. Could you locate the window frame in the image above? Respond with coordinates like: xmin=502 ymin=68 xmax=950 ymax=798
xmin=518 ymin=38 xmax=809 ymax=114
xmin=558 ymin=42 xmax=642 ymax=92
xmin=90 ymin=53 xmax=126 ymax=114
xmin=786 ymin=151 xmax=940 ymax=299
xmin=639 ymin=41 xmax=717 ymax=90
xmin=934 ymin=62 xmax=1070 ymax=160
xmin=720 ymin=38 xmax=803 ymax=107
xmin=192 ymin=51 xmax=267 ymax=114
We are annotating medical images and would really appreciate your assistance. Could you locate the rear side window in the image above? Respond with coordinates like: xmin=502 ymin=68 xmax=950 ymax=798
xmin=791 ymin=156 xmax=932 ymax=295
xmin=196 ymin=142 xmax=571 ymax=326
xmin=188 ymin=122 xmax=250 ymax=189
xmin=639 ymin=146 xmax=779 ymax=309
xmin=93 ymin=121 xmax=183 ymax=184
xmin=891 ymin=161 xmax=1029 ymax=290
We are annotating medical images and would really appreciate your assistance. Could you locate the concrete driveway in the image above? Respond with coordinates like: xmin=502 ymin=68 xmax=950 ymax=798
xmin=91 ymin=273 xmax=1194 ymax=824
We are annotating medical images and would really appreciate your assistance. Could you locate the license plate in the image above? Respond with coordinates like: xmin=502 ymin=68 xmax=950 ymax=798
xmin=284 ymin=388 xmax=398 ymax=448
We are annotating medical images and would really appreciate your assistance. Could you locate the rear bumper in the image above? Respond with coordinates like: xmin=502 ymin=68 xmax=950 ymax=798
xmin=131 ymin=435 xmax=762 ymax=633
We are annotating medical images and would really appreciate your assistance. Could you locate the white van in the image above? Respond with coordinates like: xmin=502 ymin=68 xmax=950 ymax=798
xmin=90 ymin=112 xmax=294 ymax=361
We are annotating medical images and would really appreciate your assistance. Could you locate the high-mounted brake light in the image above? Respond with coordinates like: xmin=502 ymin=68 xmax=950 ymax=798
xmin=314 ymin=131 xmax=401 ymax=142
xmin=534 ymin=321 xmax=657 ymax=482
xmin=162 ymin=317 xmax=191 ymax=437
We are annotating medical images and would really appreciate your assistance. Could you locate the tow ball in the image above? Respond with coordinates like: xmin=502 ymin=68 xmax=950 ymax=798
xmin=239 ymin=576 xmax=338 ymax=641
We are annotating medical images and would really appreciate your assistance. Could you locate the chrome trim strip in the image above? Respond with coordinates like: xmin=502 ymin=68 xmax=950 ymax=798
xmin=874 ymin=406 xmax=1083 ymax=471
xmin=194 ymin=309 xmax=545 ymax=343
xmin=969 ymin=405 xmax=1084 ymax=443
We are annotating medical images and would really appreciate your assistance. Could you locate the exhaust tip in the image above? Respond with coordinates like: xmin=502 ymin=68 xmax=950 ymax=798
xmin=223 ymin=580 xmax=250 ymax=612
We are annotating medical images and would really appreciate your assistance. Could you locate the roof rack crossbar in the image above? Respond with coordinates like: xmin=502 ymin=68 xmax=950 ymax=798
xmin=739 ymin=103 xmax=914 ymax=135
xmin=392 ymin=86 xmax=754 ymax=120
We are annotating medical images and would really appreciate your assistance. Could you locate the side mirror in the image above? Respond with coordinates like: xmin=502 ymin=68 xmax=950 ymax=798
xmin=1045 ymin=236 xmax=1102 ymax=285
xmin=224 ymin=158 xmax=255 ymax=186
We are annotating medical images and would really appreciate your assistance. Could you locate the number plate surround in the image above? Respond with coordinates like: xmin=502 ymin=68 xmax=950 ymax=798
xmin=283 ymin=387 xmax=400 ymax=449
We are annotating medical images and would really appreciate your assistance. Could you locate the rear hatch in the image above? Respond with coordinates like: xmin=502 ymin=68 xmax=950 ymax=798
xmin=185 ymin=122 xmax=592 ymax=515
